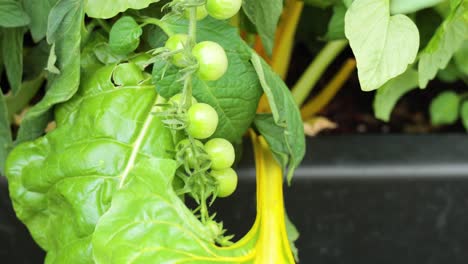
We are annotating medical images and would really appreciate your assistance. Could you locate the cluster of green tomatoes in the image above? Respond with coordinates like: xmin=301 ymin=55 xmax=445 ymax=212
xmin=162 ymin=0 xmax=243 ymax=200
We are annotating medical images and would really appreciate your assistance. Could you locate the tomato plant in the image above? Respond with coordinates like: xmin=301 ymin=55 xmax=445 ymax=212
xmin=0 ymin=0 xmax=466 ymax=263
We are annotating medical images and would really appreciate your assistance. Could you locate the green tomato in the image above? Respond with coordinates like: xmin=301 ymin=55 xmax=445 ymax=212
xmin=186 ymin=103 xmax=219 ymax=139
xmin=211 ymin=168 xmax=238 ymax=198
xmin=204 ymin=138 xmax=235 ymax=170
xmin=206 ymin=0 xmax=242 ymax=20
xmin=177 ymin=139 xmax=204 ymax=168
xmin=184 ymin=5 xmax=209 ymax=20
xmin=192 ymin=41 xmax=228 ymax=81
xmin=165 ymin=34 xmax=189 ymax=67
xmin=169 ymin=93 xmax=198 ymax=107
xmin=112 ymin=63 xmax=144 ymax=86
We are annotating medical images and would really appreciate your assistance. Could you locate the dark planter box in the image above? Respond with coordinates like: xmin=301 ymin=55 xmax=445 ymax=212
xmin=2 ymin=135 xmax=468 ymax=263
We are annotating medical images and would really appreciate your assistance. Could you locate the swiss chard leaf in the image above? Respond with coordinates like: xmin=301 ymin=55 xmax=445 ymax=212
xmin=7 ymin=64 xmax=175 ymax=262
xmin=418 ymin=0 xmax=468 ymax=88
xmin=0 ymin=0 xmax=30 ymax=28
xmin=152 ymin=18 xmax=263 ymax=143
xmin=373 ymin=68 xmax=419 ymax=122
xmin=17 ymin=0 xmax=83 ymax=142
xmin=345 ymin=0 xmax=419 ymax=91
xmin=0 ymin=91 xmax=12 ymax=175
xmin=251 ymin=53 xmax=305 ymax=183
xmin=1 ymin=27 xmax=24 ymax=95
xmin=242 ymin=0 xmax=282 ymax=55
xmin=85 ymin=0 xmax=160 ymax=19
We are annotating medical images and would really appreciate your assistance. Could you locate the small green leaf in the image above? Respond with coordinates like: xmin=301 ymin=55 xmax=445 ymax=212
xmin=109 ymin=16 xmax=142 ymax=55
xmin=1 ymin=27 xmax=24 ymax=95
xmin=460 ymin=101 xmax=468 ymax=131
xmin=242 ymin=0 xmax=282 ymax=55
xmin=0 ymin=0 xmax=30 ymax=27
xmin=374 ymin=68 xmax=419 ymax=122
xmin=430 ymin=91 xmax=460 ymax=126
xmin=251 ymin=53 xmax=305 ymax=183
xmin=418 ymin=1 xmax=467 ymax=88
xmin=345 ymin=0 xmax=419 ymax=91
xmin=0 ymin=91 xmax=12 ymax=175
xmin=325 ymin=2 xmax=346 ymax=40
xmin=22 ymin=0 xmax=58 ymax=42
xmin=85 ymin=0 xmax=160 ymax=19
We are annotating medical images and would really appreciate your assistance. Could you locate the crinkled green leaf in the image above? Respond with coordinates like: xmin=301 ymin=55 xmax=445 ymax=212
xmin=0 ymin=91 xmax=12 ymax=175
xmin=373 ymin=68 xmax=419 ymax=122
xmin=17 ymin=0 xmax=83 ymax=142
xmin=1 ymin=27 xmax=24 ymax=95
xmin=0 ymin=0 xmax=30 ymax=28
xmin=242 ymin=0 xmax=282 ymax=55
xmin=251 ymin=53 xmax=305 ymax=183
xmin=85 ymin=0 xmax=160 ymax=19
xmin=152 ymin=18 xmax=263 ymax=143
xmin=429 ymin=90 xmax=460 ymax=125
xmin=22 ymin=0 xmax=58 ymax=42
xmin=418 ymin=1 xmax=468 ymax=88
xmin=109 ymin=16 xmax=142 ymax=55
xmin=345 ymin=0 xmax=419 ymax=91
xmin=7 ymin=64 xmax=175 ymax=262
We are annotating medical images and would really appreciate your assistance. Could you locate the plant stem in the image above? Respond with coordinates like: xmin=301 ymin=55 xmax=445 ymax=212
xmin=291 ymin=39 xmax=348 ymax=106
xmin=6 ymin=74 xmax=45 ymax=122
xmin=300 ymin=59 xmax=356 ymax=119
xmin=188 ymin=8 xmax=197 ymax=43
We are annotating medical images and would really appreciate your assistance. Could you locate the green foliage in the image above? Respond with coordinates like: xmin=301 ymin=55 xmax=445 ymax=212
xmin=325 ymin=2 xmax=346 ymax=40
xmin=1 ymin=27 xmax=24 ymax=95
xmin=0 ymin=0 xmax=30 ymax=28
xmin=242 ymin=0 xmax=282 ymax=55
xmin=345 ymin=0 xmax=419 ymax=91
xmin=85 ymin=0 xmax=161 ymax=19
xmin=460 ymin=101 xmax=468 ymax=131
xmin=373 ymin=69 xmax=419 ymax=122
xmin=418 ymin=0 xmax=467 ymax=88
xmin=17 ymin=0 xmax=83 ymax=143
xmin=0 ymin=92 xmax=12 ymax=175
xmin=390 ymin=0 xmax=445 ymax=15
xmin=109 ymin=16 xmax=142 ymax=55
xmin=251 ymin=53 xmax=305 ymax=183
xmin=22 ymin=0 xmax=58 ymax=42
xmin=429 ymin=90 xmax=460 ymax=125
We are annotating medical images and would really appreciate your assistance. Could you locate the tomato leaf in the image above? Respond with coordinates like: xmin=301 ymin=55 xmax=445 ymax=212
xmin=373 ymin=68 xmax=419 ymax=122
xmin=345 ymin=0 xmax=419 ymax=91
xmin=109 ymin=16 xmax=142 ymax=55
xmin=1 ymin=27 xmax=24 ymax=95
xmin=418 ymin=0 xmax=467 ymax=88
xmin=17 ymin=0 xmax=83 ymax=142
xmin=152 ymin=18 xmax=263 ymax=143
xmin=22 ymin=0 xmax=58 ymax=42
xmin=429 ymin=91 xmax=460 ymax=126
xmin=251 ymin=53 xmax=305 ymax=183
xmin=0 ymin=0 xmax=30 ymax=28
xmin=242 ymin=0 xmax=282 ymax=55
xmin=85 ymin=0 xmax=160 ymax=19
xmin=0 ymin=91 xmax=12 ymax=175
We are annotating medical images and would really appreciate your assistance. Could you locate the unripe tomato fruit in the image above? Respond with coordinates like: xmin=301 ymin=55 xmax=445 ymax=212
xmin=204 ymin=138 xmax=235 ymax=170
xmin=211 ymin=168 xmax=238 ymax=198
xmin=186 ymin=103 xmax=219 ymax=139
xmin=192 ymin=41 xmax=228 ymax=81
xmin=165 ymin=34 xmax=189 ymax=67
xmin=206 ymin=0 xmax=242 ymax=20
